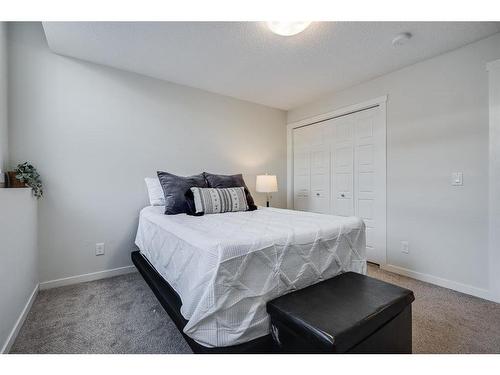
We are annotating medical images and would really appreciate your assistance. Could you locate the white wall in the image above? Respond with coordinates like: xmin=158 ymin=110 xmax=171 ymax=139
xmin=0 ymin=22 xmax=38 ymax=354
xmin=0 ymin=189 xmax=38 ymax=353
xmin=288 ymin=33 xmax=500 ymax=300
xmin=0 ymin=22 xmax=7 ymax=172
xmin=7 ymin=22 xmax=287 ymax=283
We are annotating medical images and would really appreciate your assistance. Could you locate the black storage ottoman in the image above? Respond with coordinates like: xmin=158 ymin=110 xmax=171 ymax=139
xmin=267 ymin=271 xmax=415 ymax=353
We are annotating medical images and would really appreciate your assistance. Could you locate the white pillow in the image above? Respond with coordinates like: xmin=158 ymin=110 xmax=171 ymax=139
xmin=144 ymin=177 xmax=165 ymax=206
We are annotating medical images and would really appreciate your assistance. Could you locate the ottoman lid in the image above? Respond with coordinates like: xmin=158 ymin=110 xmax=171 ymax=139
xmin=266 ymin=272 xmax=415 ymax=352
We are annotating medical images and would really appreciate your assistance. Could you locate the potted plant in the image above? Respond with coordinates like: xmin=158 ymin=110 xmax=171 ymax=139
xmin=6 ymin=162 xmax=43 ymax=198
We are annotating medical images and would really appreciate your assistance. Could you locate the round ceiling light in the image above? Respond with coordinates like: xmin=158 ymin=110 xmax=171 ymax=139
xmin=392 ymin=32 xmax=412 ymax=47
xmin=267 ymin=21 xmax=311 ymax=36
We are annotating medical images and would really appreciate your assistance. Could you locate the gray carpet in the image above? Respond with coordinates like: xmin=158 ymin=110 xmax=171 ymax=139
xmin=10 ymin=264 xmax=500 ymax=354
xmin=11 ymin=272 xmax=191 ymax=354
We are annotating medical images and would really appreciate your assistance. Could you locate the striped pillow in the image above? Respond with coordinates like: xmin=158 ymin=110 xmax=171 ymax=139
xmin=190 ymin=187 xmax=249 ymax=214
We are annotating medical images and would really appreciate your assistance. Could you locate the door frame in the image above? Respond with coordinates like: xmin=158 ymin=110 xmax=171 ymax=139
xmin=286 ymin=95 xmax=387 ymax=264
xmin=487 ymin=59 xmax=500 ymax=302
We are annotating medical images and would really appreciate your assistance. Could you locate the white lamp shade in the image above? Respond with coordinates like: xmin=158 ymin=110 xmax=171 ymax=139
xmin=256 ymin=175 xmax=278 ymax=193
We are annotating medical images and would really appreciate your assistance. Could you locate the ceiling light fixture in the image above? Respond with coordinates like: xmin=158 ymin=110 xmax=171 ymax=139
xmin=267 ymin=21 xmax=311 ymax=36
xmin=392 ymin=32 xmax=412 ymax=47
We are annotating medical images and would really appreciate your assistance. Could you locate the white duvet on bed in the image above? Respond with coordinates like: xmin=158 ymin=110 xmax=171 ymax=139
xmin=135 ymin=206 xmax=366 ymax=347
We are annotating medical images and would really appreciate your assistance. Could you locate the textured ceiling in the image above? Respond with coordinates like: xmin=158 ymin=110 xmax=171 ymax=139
xmin=42 ymin=22 xmax=500 ymax=110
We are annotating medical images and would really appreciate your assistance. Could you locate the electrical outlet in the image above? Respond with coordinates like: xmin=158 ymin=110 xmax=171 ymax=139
xmin=95 ymin=243 xmax=105 ymax=256
xmin=401 ymin=241 xmax=409 ymax=254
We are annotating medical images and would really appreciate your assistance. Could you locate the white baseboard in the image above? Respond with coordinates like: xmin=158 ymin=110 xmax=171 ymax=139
xmin=1 ymin=284 xmax=39 ymax=354
xmin=380 ymin=263 xmax=497 ymax=303
xmin=39 ymin=265 xmax=137 ymax=290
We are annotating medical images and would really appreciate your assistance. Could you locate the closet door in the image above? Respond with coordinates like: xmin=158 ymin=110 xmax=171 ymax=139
xmin=330 ymin=116 xmax=355 ymax=216
xmin=353 ymin=107 xmax=386 ymax=264
xmin=293 ymin=126 xmax=311 ymax=211
xmin=292 ymin=104 xmax=386 ymax=265
xmin=309 ymin=123 xmax=331 ymax=214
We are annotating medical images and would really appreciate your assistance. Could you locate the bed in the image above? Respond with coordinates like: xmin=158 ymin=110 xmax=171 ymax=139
xmin=134 ymin=205 xmax=366 ymax=350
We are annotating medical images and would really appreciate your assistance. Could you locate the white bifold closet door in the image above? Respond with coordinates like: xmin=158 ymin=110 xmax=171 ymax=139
xmin=292 ymin=106 xmax=386 ymax=264
xmin=293 ymin=122 xmax=331 ymax=214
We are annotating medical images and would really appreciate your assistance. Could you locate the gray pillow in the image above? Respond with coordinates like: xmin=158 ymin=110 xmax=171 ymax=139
xmin=157 ymin=171 xmax=208 ymax=215
xmin=204 ymin=172 xmax=257 ymax=211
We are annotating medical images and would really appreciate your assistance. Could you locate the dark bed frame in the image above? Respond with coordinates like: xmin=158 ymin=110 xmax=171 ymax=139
xmin=131 ymin=250 xmax=276 ymax=353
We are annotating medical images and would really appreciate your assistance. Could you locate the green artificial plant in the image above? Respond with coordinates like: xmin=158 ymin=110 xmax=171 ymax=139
xmin=14 ymin=162 xmax=43 ymax=198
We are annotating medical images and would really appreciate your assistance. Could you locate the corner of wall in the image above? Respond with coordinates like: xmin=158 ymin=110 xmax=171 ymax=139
xmin=0 ymin=22 xmax=9 ymax=172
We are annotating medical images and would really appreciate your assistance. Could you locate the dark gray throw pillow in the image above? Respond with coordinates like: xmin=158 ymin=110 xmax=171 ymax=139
xmin=157 ymin=171 xmax=208 ymax=215
xmin=204 ymin=172 xmax=257 ymax=211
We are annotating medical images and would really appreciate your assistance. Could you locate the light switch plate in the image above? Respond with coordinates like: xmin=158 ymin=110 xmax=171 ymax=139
xmin=451 ymin=172 xmax=463 ymax=186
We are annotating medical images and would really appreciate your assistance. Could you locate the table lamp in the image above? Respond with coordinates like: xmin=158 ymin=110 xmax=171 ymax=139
xmin=256 ymin=174 xmax=278 ymax=207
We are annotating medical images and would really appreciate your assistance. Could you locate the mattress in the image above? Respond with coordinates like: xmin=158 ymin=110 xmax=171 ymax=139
xmin=135 ymin=206 xmax=366 ymax=347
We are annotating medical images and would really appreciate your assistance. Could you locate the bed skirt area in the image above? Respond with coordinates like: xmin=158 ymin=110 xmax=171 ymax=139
xmin=131 ymin=250 xmax=277 ymax=354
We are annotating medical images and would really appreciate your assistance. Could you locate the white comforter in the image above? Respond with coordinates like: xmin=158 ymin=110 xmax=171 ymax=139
xmin=135 ymin=206 xmax=366 ymax=347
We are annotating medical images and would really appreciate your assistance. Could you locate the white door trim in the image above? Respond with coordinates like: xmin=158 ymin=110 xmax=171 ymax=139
xmin=287 ymin=95 xmax=388 ymax=130
xmin=487 ymin=59 xmax=500 ymax=302
xmin=287 ymin=95 xmax=388 ymax=264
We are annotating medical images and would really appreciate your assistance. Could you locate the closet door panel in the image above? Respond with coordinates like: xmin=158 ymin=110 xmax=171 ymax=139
xmin=331 ymin=116 xmax=354 ymax=217
xmin=293 ymin=146 xmax=310 ymax=211
xmin=293 ymin=125 xmax=311 ymax=210
xmin=310 ymin=144 xmax=330 ymax=214
xmin=353 ymin=107 xmax=386 ymax=264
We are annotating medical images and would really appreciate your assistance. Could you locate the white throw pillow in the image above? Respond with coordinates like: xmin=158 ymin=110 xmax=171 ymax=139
xmin=145 ymin=177 xmax=165 ymax=206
